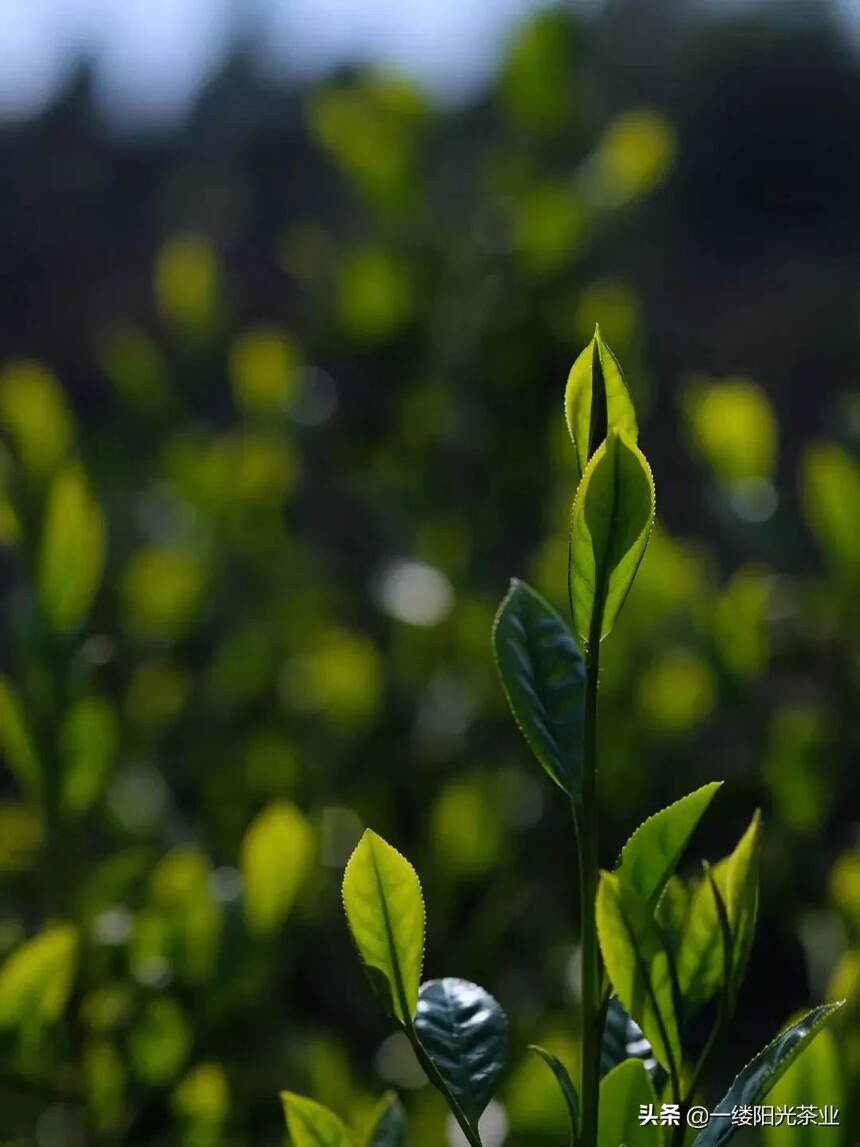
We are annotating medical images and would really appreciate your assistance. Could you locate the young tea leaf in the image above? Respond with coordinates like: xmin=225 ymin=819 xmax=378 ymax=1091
xmin=596 ymin=871 xmax=681 ymax=1078
xmin=363 ymin=1092 xmax=406 ymax=1147
xmin=529 ymin=1045 xmax=579 ymax=1147
xmin=281 ymin=1093 xmax=356 ymax=1147
xmin=565 ymin=327 xmax=638 ymax=484
xmin=598 ymin=1059 xmax=660 ymax=1147
xmin=414 ymin=977 xmax=507 ymax=1128
xmin=569 ymin=430 xmax=655 ymax=647
xmin=342 ymin=830 xmax=425 ymax=1025
xmin=670 ymin=864 xmax=728 ymax=1019
xmin=692 ymin=1003 xmax=845 ymax=1147
xmin=492 ymin=579 xmax=585 ymax=798
xmin=615 ymin=782 xmax=723 ymax=909
xmin=720 ymin=810 xmax=762 ymax=1005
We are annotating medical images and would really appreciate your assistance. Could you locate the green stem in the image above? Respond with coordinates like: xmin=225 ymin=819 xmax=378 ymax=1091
xmin=404 ymin=1023 xmax=483 ymax=1147
xmin=577 ymin=620 xmax=603 ymax=1147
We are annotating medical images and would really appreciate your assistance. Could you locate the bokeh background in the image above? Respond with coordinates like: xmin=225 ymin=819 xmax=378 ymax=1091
xmin=0 ymin=0 xmax=858 ymax=1144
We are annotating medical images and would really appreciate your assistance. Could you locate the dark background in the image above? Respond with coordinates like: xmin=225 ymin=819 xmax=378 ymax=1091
xmin=0 ymin=1 xmax=857 ymax=1144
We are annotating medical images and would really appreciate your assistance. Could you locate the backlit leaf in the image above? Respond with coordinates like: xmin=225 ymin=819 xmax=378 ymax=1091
xmin=241 ymin=802 xmax=315 ymax=935
xmin=59 ymin=696 xmax=118 ymax=814
xmin=720 ymin=810 xmax=762 ymax=1004
xmin=569 ymin=430 xmax=655 ymax=647
xmin=596 ymin=871 xmax=681 ymax=1077
xmin=414 ymin=977 xmax=507 ymax=1128
xmin=692 ymin=1003 xmax=845 ymax=1147
xmin=129 ymin=996 xmax=192 ymax=1086
xmin=342 ymin=830 xmax=424 ymax=1024
xmin=493 ymin=579 xmax=585 ymax=797
xmin=39 ymin=462 xmax=107 ymax=632
xmin=615 ymin=782 xmax=722 ymax=909
xmin=529 ymin=1045 xmax=578 ymax=1146
xmin=565 ymin=327 xmax=638 ymax=484
xmin=0 ymin=923 xmax=78 ymax=1029
xmin=282 ymin=1093 xmax=355 ymax=1147
xmin=598 ymin=1058 xmax=660 ymax=1147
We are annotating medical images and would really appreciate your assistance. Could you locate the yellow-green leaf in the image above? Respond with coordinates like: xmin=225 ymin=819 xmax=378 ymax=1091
xmin=59 ymin=696 xmax=118 ymax=814
xmin=241 ymin=802 xmax=315 ymax=935
xmin=342 ymin=829 xmax=424 ymax=1025
xmin=0 ymin=923 xmax=78 ymax=1029
xmin=282 ymin=1092 xmax=355 ymax=1147
xmin=721 ymin=810 xmax=762 ymax=1004
xmin=569 ymin=430 xmax=655 ymax=647
xmin=598 ymin=1058 xmax=660 ymax=1147
xmin=565 ymin=326 xmax=638 ymax=484
xmin=39 ymin=462 xmax=107 ymax=632
xmin=596 ymin=871 xmax=681 ymax=1077
xmin=0 ymin=677 xmax=43 ymax=800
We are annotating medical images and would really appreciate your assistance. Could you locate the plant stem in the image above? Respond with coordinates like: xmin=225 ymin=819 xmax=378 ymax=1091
xmin=405 ymin=1023 xmax=483 ymax=1147
xmin=577 ymin=619 xmax=603 ymax=1147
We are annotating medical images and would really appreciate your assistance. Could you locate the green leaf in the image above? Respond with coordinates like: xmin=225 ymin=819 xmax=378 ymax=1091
xmin=763 ymin=1023 xmax=843 ymax=1147
xmin=342 ymin=830 xmax=425 ymax=1024
xmin=59 ymin=696 xmax=119 ymax=814
xmin=0 ymin=923 xmax=78 ymax=1030
xmin=282 ymin=1093 xmax=355 ymax=1147
xmin=241 ymin=801 xmax=315 ymax=935
xmin=720 ymin=810 xmax=762 ymax=1004
xmin=598 ymin=1059 xmax=661 ymax=1147
xmin=38 ymin=462 xmax=107 ymax=633
xmin=692 ymin=1003 xmax=845 ymax=1147
xmin=615 ymin=782 xmax=723 ymax=909
xmin=565 ymin=327 xmax=638 ymax=485
xmin=0 ymin=677 xmax=43 ymax=800
xmin=530 ymin=1045 xmax=579 ymax=1147
xmin=596 ymin=871 xmax=681 ymax=1078
xmin=569 ymin=430 xmax=655 ymax=647
xmin=363 ymin=1092 xmax=405 ymax=1147
xmin=601 ymin=998 xmax=658 ymax=1079
xmin=492 ymin=579 xmax=585 ymax=797
xmin=414 ymin=977 xmax=507 ymax=1127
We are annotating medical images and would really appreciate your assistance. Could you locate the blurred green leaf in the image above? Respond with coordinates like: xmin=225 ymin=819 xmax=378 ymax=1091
xmin=231 ymin=326 xmax=299 ymax=416
xmin=122 ymin=545 xmax=205 ymax=640
xmin=684 ymin=377 xmax=778 ymax=484
xmin=0 ymin=677 xmax=43 ymax=800
xmin=129 ymin=996 xmax=192 ymax=1086
xmin=615 ymin=781 xmax=722 ymax=909
xmin=241 ymin=801 xmax=315 ymax=935
xmin=148 ymin=846 xmax=222 ymax=981
xmin=598 ymin=1058 xmax=660 ymax=1147
xmin=362 ymin=1091 xmax=405 ymax=1147
xmin=493 ymin=578 xmax=585 ymax=798
xmin=0 ymin=923 xmax=78 ymax=1030
xmin=693 ymin=1003 xmax=845 ymax=1147
xmin=414 ymin=978 xmax=507 ymax=1128
xmin=596 ymin=871 xmax=681 ymax=1077
xmin=342 ymin=830 xmax=424 ymax=1025
xmin=84 ymin=1039 xmax=126 ymax=1133
xmin=592 ymin=110 xmax=676 ymax=202
xmin=336 ymin=248 xmax=413 ymax=342
xmin=282 ymin=1092 xmax=355 ymax=1147
xmin=59 ymin=696 xmax=118 ymax=814
xmin=569 ymin=430 xmax=655 ymax=646
xmin=0 ymin=360 xmax=73 ymax=476
xmin=39 ymin=462 xmax=106 ymax=633
xmin=801 ymin=442 xmax=860 ymax=574
xmin=155 ymin=235 xmax=219 ymax=330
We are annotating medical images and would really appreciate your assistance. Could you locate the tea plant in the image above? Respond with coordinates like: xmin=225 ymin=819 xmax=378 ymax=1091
xmin=281 ymin=329 xmax=844 ymax=1147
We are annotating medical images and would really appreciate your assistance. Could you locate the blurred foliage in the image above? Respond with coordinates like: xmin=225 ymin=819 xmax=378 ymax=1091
xmin=0 ymin=2 xmax=857 ymax=1145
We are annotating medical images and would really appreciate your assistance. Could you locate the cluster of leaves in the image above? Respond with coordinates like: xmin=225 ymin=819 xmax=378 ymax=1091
xmin=280 ymin=331 xmax=844 ymax=1147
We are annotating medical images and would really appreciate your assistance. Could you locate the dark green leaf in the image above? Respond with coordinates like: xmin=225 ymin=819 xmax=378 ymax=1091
xmin=693 ymin=1003 xmax=845 ymax=1147
xmin=601 ymin=997 xmax=658 ymax=1079
xmin=530 ymin=1045 xmax=579 ymax=1146
xmin=569 ymin=430 xmax=655 ymax=647
xmin=414 ymin=977 xmax=507 ymax=1128
xmin=763 ymin=1023 xmax=843 ymax=1147
xmin=598 ymin=1059 xmax=660 ymax=1147
xmin=493 ymin=579 xmax=585 ymax=797
xmin=616 ymin=782 xmax=723 ymax=909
